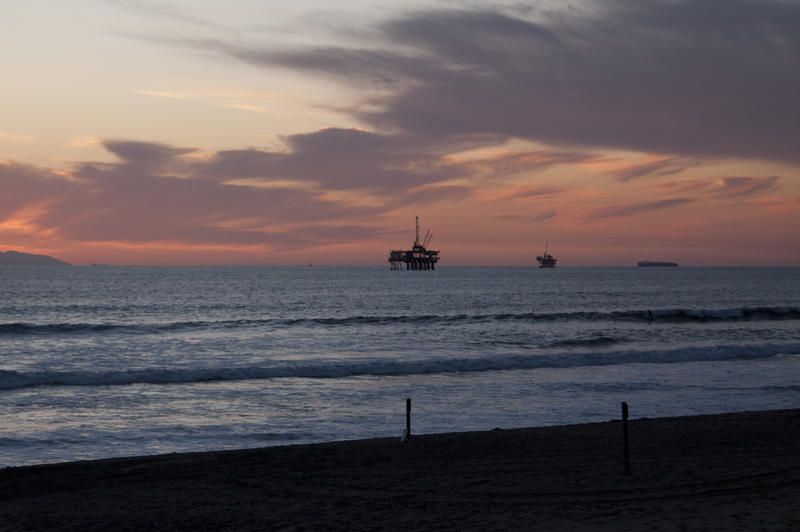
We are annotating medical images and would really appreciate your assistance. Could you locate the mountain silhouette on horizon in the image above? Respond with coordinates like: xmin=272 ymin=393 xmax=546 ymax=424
xmin=0 ymin=250 xmax=70 ymax=266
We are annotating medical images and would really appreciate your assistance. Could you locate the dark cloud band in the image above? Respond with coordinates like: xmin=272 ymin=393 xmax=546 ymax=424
xmin=180 ymin=1 xmax=800 ymax=163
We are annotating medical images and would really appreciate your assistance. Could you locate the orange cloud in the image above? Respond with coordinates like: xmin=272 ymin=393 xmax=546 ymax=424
xmin=0 ymin=131 xmax=34 ymax=143
xmin=2 ymin=133 xmax=798 ymax=266
xmin=484 ymin=185 xmax=563 ymax=202
xmin=222 ymin=103 xmax=268 ymax=113
xmin=0 ymin=201 xmax=60 ymax=238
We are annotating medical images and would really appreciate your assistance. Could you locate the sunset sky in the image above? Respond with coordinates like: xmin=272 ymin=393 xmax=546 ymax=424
xmin=2 ymin=0 xmax=799 ymax=266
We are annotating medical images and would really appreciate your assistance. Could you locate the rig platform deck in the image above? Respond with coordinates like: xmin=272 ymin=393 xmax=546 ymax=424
xmin=388 ymin=217 xmax=440 ymax=270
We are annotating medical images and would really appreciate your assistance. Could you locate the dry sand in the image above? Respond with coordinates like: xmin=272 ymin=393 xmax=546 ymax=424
xmin=2 ymin=409 xmax=799 ymax=531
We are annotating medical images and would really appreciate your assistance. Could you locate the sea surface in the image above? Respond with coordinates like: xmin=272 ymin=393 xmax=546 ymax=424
xmin=1 ymin=266 xmax=799 ymax=467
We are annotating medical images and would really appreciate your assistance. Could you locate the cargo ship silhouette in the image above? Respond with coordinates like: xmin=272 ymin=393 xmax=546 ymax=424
xmin=638 ymin=260 xmax=678 ymax=267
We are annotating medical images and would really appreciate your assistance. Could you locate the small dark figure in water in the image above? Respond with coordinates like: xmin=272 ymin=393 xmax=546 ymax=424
xmin=647 ymin=310 xmax=653 ymax=321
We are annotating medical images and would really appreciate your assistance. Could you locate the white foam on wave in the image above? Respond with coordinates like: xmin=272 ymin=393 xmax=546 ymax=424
xmin=1 ymin=342 xmax=798 ymax=391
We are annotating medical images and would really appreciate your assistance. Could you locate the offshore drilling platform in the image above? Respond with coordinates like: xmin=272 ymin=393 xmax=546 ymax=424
xmin=388 ymin=217 xmax=440 ymax=270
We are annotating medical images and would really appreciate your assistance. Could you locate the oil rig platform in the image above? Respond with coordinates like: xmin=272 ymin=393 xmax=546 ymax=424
xmin=536 ymin=240 xmax=557 ymax=268
xmin=388 ymin=217 xmax=440 ymax=270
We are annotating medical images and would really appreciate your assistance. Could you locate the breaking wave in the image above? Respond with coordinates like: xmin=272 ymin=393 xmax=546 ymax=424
xmin=2 ymin=342 xmax=798 ymax=391
xmin=1 ymin=306 xmax=798 ymax=336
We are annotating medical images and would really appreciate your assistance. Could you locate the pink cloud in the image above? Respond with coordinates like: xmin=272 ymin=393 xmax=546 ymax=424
xmin=0 ymin=135 xmax=483 ymax=257
xmin=657 ymin=176 xmax=781 ymax=199
xmin=579 ymin=198 xmax=694 ymax=224
xmin=486 ymin=185 xmax=564 ymax=202
xmin=610 ymin=157 xmax=693 ymax=182
xmin=495 ymin=211 xmax=556 ymax=222
xmin=656 ymin=179 xmax=713 ymax=194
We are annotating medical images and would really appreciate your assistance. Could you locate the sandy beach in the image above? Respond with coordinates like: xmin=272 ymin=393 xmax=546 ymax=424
xmin=2 ymin=409 xmax=799 ymax=531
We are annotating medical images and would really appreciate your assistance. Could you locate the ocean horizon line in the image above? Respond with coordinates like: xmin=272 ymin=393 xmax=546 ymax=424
xmin=5 ymin=264 xmax=798 ymax=268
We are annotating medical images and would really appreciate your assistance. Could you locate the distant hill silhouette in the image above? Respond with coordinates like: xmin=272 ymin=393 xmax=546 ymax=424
xmin=0 ymin=250 xmax=70 ymax=266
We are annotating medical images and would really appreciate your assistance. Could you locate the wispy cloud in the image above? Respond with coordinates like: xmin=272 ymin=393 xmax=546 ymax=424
xmin=111 ymin=0 xmax=232 ymax=33
xmin=611 ymin=157 xmax=692 ymax=182
xmin=486 ymin=185 xmax=563 ymax=202
xmin=134 ymin=89 xmax=193 ymax=99
xmin=749 ymin=195 xmax=800 ymax=213
xmin=579 ymin=198 xmax=693 ymax=224
xmin=657 ymin=176 xmax=782 ymax=199
xmin=714 ymin=176 xmax=781 ymax=198
xmin=134 ymin=89 xmax=283 ymax=114
xmin=656 ymin=179 xmax=713 ymax=194
xmin=134 ymin=89 xmax=283 ymax=100
xmin=0 ymin=132 xmax=34 ymax=143
xmin=0 ymin=201 xmax=60 ymax=237
xmin=222 ymin=103 xmax=268 ymax=113
xmin=461 ymin=149 xmax=594 ymax=180
xmin=397 ymin=184 xmax=473 ymax=206
xmin=495 ymin=211 xmax=556 ymax=223
xmin=66 ymin=136 xmax=103 ymax=148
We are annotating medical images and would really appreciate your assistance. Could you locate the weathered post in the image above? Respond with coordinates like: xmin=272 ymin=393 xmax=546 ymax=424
xmin=622 ymin=401 xmax=630 ymax=475
xmin=406 ymin=398 xmax=411 ymax=440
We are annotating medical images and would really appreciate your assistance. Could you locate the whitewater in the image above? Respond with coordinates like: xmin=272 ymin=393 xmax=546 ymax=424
xmin=1 ymin=266 xmax=798 ymax=467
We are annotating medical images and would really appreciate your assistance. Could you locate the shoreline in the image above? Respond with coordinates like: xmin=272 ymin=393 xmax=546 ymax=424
xmin=2 ymin=409 xmax=799 ymax=530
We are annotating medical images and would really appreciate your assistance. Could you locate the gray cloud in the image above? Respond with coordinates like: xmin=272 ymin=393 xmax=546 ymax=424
xmin=202 ymin=128 xmax=469 ymax=191
xmin=612 ymin=157 xmax=693 ymax=182
xmin=103 ymin=139 xmax=196 ymax=167
xmin=495 ymin=210 xmax=557 ymax=223
xmin=657 ymin=175 xmax=782 ymax=198
xmin=0 ymin=162 xmax=78 ymax=218
xmin=714 ymin=176 xmax=781 ymax=198
xmin=531 ymin=210 xmax=557 ymax=222
xmin=185 ymin=1 xmax=800 ymax=163
xmin=657 ymin=179 xmax=713 ymax=194
xmin=496 ymin=210 xmax=557 ymax=222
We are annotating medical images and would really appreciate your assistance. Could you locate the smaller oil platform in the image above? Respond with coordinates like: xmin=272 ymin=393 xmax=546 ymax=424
xmin=536 ymin=240 xmax=557 ymax=268
xmin=388 ymin=217 xmax=440 ymax=270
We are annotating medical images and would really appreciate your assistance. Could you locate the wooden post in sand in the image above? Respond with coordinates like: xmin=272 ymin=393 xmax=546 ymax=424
xmin=622 ymin=401 xmax=630 ymax=475
xmin=406 ymin=398 xmax=412 ymax=441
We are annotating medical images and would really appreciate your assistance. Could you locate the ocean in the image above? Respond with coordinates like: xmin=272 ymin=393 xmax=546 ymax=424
xmin=1 ymin=266 xmax=798 ymax=467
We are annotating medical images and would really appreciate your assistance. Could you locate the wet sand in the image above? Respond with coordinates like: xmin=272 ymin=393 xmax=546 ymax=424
xmin=2 ymin=409 xmax=799 ymax=531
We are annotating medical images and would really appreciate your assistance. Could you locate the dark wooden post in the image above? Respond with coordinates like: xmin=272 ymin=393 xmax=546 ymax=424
xmin=622 ymin=401 xmax=630 ymax=475
xmin=406 ymin=398 xmax=411 ymax=441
